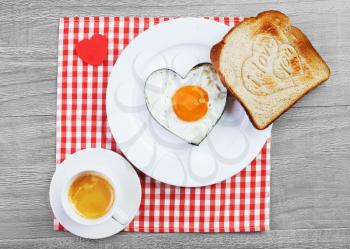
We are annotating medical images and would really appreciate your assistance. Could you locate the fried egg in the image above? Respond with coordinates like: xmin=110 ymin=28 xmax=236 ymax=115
xmin=144 ymin=63 xmax=227 ymax=145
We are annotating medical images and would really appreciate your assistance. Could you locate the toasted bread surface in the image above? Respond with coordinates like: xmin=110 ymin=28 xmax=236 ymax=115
xmin=211 ymin=10 xmax=330 ymax=130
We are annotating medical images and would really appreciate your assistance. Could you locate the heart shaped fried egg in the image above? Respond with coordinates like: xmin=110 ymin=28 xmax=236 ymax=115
xmin=144 ymin=63 xmax=227 ymax=145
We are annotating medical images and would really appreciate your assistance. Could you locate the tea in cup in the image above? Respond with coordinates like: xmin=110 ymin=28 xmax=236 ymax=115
xmin=62 ymin=171 xmax=129 ymax=225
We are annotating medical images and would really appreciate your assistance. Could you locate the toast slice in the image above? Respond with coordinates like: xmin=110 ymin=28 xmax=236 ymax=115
xmin=211 ymin=10 xmax=330 ymax=130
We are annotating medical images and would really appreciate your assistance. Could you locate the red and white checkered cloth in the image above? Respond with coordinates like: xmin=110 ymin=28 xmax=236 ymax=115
xmin=55 ymin=16 xmax=271 ymax=232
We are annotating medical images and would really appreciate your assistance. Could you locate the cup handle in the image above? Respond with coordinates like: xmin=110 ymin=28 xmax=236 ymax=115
xmin=112 ymin=207 xmax=130 ymax=225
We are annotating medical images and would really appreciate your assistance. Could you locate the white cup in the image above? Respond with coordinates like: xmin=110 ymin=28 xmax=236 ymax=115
xmin=61 ymin=170 xmax=130 ymax=226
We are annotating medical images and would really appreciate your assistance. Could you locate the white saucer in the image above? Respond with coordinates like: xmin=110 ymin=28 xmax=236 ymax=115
xmin=50 ymin=149 xmax=141 ymax=239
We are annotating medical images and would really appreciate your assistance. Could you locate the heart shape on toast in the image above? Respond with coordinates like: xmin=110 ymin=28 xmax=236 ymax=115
xmin=242 ymin=34 xmax=303 ymax=96
xmin=144 ymin=64 xmax=227 ymax=145
xmin=76 ymin=34 xmax=108 ymax=66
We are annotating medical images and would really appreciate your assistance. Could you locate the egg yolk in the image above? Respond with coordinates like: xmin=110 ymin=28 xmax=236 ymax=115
xmin=171 ymin=86 xmax=209 ymax=122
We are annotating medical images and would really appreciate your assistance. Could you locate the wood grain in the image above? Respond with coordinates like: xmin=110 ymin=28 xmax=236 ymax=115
xmin=0 ymin=0 xmax=349 ymax=247
xmin=1 ymin=228 xmax=350 ymax=249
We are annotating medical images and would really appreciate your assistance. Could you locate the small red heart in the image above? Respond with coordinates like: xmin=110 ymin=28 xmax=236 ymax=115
xmin=76 ymin=34 xmax=108 ymax=66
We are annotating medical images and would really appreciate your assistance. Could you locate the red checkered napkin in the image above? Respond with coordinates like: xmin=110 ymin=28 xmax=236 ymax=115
xmin=55 ymin=16 xmax=271 ymax=232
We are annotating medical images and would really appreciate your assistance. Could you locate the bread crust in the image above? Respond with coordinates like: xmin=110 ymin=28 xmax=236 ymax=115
xmin=210 ymin=10 xmax=331 ymax=130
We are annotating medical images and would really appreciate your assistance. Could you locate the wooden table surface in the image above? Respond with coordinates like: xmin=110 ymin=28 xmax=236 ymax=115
xmin=0 ymin=0 xmax=350 ymax=248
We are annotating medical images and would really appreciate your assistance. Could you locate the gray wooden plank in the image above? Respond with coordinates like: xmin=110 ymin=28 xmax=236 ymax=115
xmin=0 ymin=47 xmax=57 ymax=117
xmin=271 ymin=105 xmax=350 ymax=230
xmin=1 ymin=228 xmax=350 ymax=249
xmin=1 ymin=0 xmax=349 ymax=50
xmin=0 ymin=116 xmax=58 ymax=240
xmin=0 ymin=105 xmax=349 ymax=240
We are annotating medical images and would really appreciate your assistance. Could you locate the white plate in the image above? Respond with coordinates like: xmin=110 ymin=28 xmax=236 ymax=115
xmin=106 ymin=18 xmax=272 ymax=187
xmin=50 ymin=149 xmax=141 ymax=239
